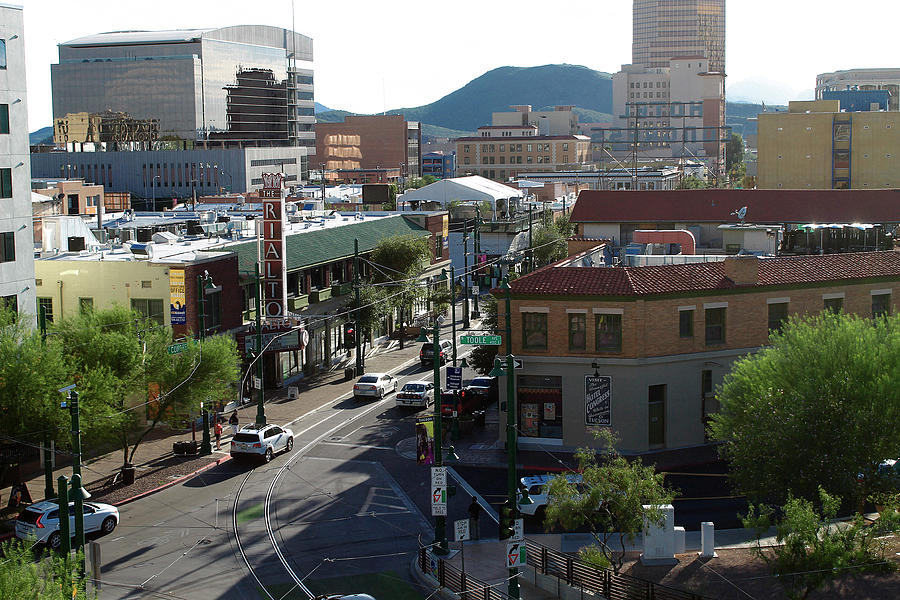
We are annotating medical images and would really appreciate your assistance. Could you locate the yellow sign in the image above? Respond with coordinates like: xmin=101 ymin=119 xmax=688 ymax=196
xmin=170 ymin=269 xmax=186 ymax=325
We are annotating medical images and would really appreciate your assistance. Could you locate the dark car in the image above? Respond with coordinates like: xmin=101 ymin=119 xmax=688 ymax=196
xmin=440 ymin=388 xmax=484 ymax=417
xmin=419 ymin=340 xmax=453 ymax=367
xmin=464 ymin=376 xmax=499 ymax=405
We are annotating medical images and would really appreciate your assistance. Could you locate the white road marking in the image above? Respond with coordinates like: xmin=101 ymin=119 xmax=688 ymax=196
xmin=319 ymin=441 xmax=393 ymax=451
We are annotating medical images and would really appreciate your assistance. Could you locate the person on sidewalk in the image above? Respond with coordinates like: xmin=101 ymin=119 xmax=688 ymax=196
xmin=214 ymin=421 xmax=223 ymax=450
xmin=229 ymin=411 xmax=239 ymax=436
xmin=468 ymin=496 xmax=481 ymax=540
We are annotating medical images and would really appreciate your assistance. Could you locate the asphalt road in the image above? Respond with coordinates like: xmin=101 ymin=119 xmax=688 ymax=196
xmin=93 ymin=350 xmax=747 ymax=599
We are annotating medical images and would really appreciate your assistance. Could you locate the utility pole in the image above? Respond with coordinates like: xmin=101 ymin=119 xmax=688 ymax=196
xmin=463 ymin=219 xmax=470 ymax=329
xmin=40 ymin=305 xmax=54 ymax=501
xmin=431 ymin=317 xmax=448 ymax=555
xmin=450 ymin=267 xmax=457 ymax=366
xmin=254 ymin=263 xmax=266 ymax=425
xmin=527 ymin=204 xmax=534 ymax=273
xmin=472 ymin=208 xmax=481 ymax=319
xmin=197 ymin=274 xmax=212 ymax=454
xmin=354 ymin=238 xmax=363 ymax=375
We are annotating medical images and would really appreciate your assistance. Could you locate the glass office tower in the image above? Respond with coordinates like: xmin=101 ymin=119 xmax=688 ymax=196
xmin=51 ymin=25 xmax=315 ymax=149
xmin=633 ymin=0 xmax=725 ymax=73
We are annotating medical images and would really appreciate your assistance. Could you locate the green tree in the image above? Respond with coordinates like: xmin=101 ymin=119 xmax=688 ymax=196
xmin=544 ymin=430 xmax=675 ymax=574
xmin=405 ymin=175 xmax=437 ymax=190
xmin=726 ymin=132 xmax=745 ymax=173
xmin=742 ymin=487 xmax=900 ymax=600
xmin=0 ymin=308 xmax=71 ymax=448
xmin=468 ymin=295 xmax=498 ymax=375
xmin=677 ymin=174 xmax=708 ymax=189
xmin=344 ymin=285 xmax=391 ymax=348
xmin=370 ymin=234 xmax=430 ymax=341
xmin=382 ymin=184 xmax=398 ymax=211
xmin=0 ymin=543 xmax=92 ymax=599
xmin=709 ymin=312 xmax=900 ymax=507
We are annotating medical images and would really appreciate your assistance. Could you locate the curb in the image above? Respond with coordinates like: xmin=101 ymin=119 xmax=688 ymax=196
xmin=113 ymin=454 xmax=232 ymax=507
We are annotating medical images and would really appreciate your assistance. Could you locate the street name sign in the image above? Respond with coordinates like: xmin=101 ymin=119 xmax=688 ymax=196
xmin=166 ymin=342 xmax=189 ymax=355
xmin=454 ymin=519 xmax=470 ymax=542
xmin=506 ymin=542 xmax=526 ymax=567
xmin=460 ymin=335 xmax=502 ymax=345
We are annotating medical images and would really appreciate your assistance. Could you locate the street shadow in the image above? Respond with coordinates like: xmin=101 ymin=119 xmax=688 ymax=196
xmin=182 ymin=460 xmax=255 ymax=488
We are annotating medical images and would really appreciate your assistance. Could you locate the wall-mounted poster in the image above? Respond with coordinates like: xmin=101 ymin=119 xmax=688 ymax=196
xmin=169 ymin=268 xmax=186 ymax=325
xmin=585 ymin=375 xmax=612 ymax=426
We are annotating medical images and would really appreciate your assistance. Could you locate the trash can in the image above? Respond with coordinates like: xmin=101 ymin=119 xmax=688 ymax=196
xmin=345 ymin=366 xmax=356 ymax=381
xmin=122 ymin=463 xmax=135 ymax=486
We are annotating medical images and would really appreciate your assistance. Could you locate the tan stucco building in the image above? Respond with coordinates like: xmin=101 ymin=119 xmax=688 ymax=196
xmin=758 ymin=100 xmax=900 ymax=190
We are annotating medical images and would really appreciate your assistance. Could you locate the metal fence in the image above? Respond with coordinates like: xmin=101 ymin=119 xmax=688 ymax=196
xmin=526 ymin=539 xmax=710 ymax=600
xmin=419 ymin=547 xmax=511 ymax=600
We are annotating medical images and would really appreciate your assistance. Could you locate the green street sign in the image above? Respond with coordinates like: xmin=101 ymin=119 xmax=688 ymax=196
xmin=167 ymin=342 xmax=190 ymax=355
xmin=460 ymin=335 xmax=502 ymax=346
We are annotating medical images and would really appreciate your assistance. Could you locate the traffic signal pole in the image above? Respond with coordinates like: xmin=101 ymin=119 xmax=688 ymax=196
xmin=432 ymin=318 xmax=448 ymax=555
xmin=354 ymin=238 xmax=363 ymax=375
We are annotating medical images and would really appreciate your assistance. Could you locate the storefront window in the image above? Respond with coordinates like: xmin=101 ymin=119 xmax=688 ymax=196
xmin=517 ymin=375 xmax=562 ymax=439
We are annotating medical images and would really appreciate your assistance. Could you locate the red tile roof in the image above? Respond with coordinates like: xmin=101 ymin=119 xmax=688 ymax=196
xmin=570 ymin=189 xmax=900 ymax=224
xmin=503 ymin=251 xmax=900 ymax=298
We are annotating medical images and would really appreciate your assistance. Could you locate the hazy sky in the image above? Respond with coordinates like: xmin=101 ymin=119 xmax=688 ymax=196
xmin=16 ymin=0 xmax=900 ymax=131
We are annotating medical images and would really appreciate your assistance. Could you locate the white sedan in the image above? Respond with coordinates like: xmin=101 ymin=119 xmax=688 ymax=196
xmin=395 ymin=380 xmax=435 ymax=408
xmin=353 ymin=373 xmax=398 ymax=401
xmin=15 ymin=500 xmax=119 ymax=549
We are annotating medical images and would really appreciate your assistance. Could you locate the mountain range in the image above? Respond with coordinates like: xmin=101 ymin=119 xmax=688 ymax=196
xmin=30 ymin=64 xmax=777 ymax=144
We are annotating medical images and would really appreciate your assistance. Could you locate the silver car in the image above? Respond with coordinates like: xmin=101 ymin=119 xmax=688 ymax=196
xmin=395 ymin=380 xmax=434 ymax=408
xmin=16 ymin=500 xmax=119 ymax=549
xmin=353 ymin=373 xmax=398 ymax=401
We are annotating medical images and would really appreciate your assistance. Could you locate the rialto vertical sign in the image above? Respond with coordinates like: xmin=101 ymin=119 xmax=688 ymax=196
xmin=260 ymin=172 xmax=287 ymax=318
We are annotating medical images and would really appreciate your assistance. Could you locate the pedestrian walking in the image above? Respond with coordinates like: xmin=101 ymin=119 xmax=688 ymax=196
xmin=229 ymin=410 xmax=239 ymax=436
xmin=214 ymin=421 xmax=223 ymax=450
xmin=467 ymin=496 xmax=481 ymax=540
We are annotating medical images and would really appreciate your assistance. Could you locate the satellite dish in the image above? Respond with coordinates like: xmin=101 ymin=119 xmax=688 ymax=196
xmin=731 ymin=206 xmax=748 ymax=222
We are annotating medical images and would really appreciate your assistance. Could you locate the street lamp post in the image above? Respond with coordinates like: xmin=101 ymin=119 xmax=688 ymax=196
xmin=463 ymin=219 xmax=471 ymax=329
xmin=197 ymin=272 xmax=214 ymax=454
xmin=500 ymin=278 xmax=521 ymax=598
xmin=254 ymin=263 xmax=266 ymax=426
xmin=472 ymin=208 xmax=481 ymax=319
xmin=449 ymin=267 xmax=457 ymax=366
xmin=431 ymin=317 xmax=448 ymax=555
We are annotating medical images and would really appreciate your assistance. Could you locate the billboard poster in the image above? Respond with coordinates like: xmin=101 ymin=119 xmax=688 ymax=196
xmin=415 ymin=415 xmax=435 ymax=465
xmin=169 ymin=268 xmax=186 ymax=325
xmin=585 ymin=375 xmax=612 ymax=426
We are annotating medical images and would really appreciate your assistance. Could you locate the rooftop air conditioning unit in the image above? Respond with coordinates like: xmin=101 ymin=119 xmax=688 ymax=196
xmin=129 ymin=243 xmax=153 ymax=258
xmin=152 ymin=231 xmax=178 ymax=245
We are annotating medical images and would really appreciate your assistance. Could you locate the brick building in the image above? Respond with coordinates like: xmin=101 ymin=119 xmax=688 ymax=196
xmin=316 ymin=115 xmax=421 ymax=179
xmin=493 ymin=250 xmax=900 ymax=453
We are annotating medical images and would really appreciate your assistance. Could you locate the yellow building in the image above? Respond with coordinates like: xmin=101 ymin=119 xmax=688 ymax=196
xmin=758 ymin=100 xmax=900 ymax=190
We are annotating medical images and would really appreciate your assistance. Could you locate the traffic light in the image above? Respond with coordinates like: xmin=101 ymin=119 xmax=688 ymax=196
xmin=343 ymin=322 xmax=356 ymax=349
xmin=499 ymin=499 xmax=515 ymax=540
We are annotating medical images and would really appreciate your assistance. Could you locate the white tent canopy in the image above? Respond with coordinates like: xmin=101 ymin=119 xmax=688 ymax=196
xmin=399 ymin=175 xmax=523 ymax=218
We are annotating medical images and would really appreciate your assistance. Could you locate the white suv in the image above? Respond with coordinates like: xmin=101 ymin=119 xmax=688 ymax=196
xmin=231 ymin=423 xmax=294 ymax=462
xmin=15 ymin=500 xmax=119 ymax=550
xmin=395 ymin=380 xmax=434 ymax=408
xmin=518 ymin=473 xmax=582 ymax=517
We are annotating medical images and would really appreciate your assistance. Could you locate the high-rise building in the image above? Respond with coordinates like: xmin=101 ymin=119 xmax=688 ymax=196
xmin=633 ymin=0 xmax=725 ymax=73
xmin=595 ymin=0 xmax=726 ymax=181
xmin=0 ymin=4 xmax=36 ymax=319
xmin=51 ymin=26 xmax=315 ymax=150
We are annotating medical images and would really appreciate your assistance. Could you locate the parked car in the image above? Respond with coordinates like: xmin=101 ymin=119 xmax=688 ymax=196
xmin=395 ymin=380 xmax=434 ymax=409
xmin=440 ymin=388 xmax=484 ymax=417
xmin=420 ymin=340 xmax=453 ymax=367
xmin=464 ymin=376 xmax=499 ymax=405
xmin=15 ymin=500 xmax=119 ymax=550
xmin=353 ymin=373 xmax=399 ymax=401
xmin=231 ymin=423 xmax=294 ymax=462
xmin=518 ymin=473 xmax=583 ymax=517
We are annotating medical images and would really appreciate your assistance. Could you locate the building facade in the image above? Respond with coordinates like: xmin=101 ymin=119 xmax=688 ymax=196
xmin=0 ymin=4 xmax=36 ymax=318
xmin=816 ymin=68 xmax=900 ymax=112
xmin=315 ymin=115 xmax=421 ymax=179
xmin=421 ymin=151 xmax=456 ymax=180
xmin=633 ymin=0 xmax=726 ymax=73
xmin=494 ymin=251 xmax=900 ymax=453
xmin=51 ymin=26 xmax=315 ymax=149
xmin=758 ymin=100 xmax=900 ymax=190
xmin=30 ymin=146 xmax=308 ymax=204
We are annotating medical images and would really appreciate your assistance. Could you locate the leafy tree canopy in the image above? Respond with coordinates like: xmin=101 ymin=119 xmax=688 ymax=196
xmin=709 ymin=312 xmax=900 ymax=507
